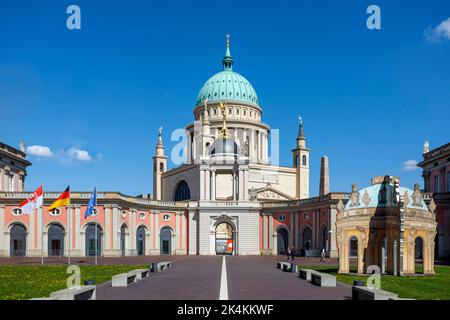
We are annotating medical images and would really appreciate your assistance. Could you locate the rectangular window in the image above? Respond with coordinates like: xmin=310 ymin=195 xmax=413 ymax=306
xmin=447 ymin=172 xmax=450 ymax=193
xmin=434 ymin=175 xmax=440 ymax=193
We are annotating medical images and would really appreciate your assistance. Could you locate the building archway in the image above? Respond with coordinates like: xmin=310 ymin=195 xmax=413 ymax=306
xmin=174 ymin=180 xmax=191 ymax=201
xmin=349 ymin=236 xmax=358 ymax=273
xmin=48 ymin=223 xmax=65 ymax=257
xmin=415 ymin=237 xmax=424 ymax=274
xmin=301 ymin=226 xmax=313 ymax=256
xmin=215 ymin=222 xmax=234 ymax=255
xmin=277 ymin=228 xmax=289 ymax=255
xmin=136 ymin=226 xmax=146 ymax=256
xmin=10 ymin=224 xmax=27 ymax=256
xmin=319 ymin=224 xmax=328 ymax=251
xmin=85 ymin=223 xmax=102 ymax=257
xmin=160 ymin=227 xmax=172 ymax=255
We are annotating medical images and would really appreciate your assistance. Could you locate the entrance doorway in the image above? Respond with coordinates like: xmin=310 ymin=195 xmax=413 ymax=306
xmin=48 ymin=224 xmax=64 ymax=256
xmin=10 ymin=224 xmax=26 ymax=256
xmin=160 ymin=227 xmax=172 ymax=255
xmin=136 ymin=226 xmax=146 ymax=256
xmin=415 ymin=237 xmax=424 ymax=274
xmin=277 ymin=228 xmax=288 ymax=255
xmin=85 ymin=224 xmax=102 ymax=257
xmin=215 ymin=223 xmax=234 ymax=255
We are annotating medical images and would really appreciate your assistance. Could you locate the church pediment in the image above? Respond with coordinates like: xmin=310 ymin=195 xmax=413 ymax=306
xmin=253 ymin=186 xmax=293 ymax=201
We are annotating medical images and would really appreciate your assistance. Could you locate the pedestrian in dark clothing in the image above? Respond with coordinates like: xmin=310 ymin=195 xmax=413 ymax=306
xmin=286 ymin=247 xmax=291 ymax=261
xmin=290 ymin=246 xmax=295 ymax=261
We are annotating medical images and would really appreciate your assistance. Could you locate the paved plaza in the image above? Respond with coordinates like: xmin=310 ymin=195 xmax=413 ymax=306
xmin=0 ymin=255 xmax=352 ymax=300
xmin=92 ymin=256 xmax=351 ymax=300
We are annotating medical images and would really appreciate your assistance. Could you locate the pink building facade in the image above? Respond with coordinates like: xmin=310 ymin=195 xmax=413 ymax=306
xmin=419 ymin=142 xmax=450 ymax=260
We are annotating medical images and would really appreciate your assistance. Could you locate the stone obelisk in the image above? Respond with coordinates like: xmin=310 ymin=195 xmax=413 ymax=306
xmin=319 ymin=156 xmax=330 ymax=196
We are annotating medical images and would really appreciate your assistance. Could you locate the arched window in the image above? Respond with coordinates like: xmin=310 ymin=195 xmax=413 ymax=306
xmin=159 ymin=163 xmax=164 ymax=172
xmin=302 ymin=155 xmax=307 ymax=166
xmin=174 ymin=181 xmax=191 ymax=201
xmin=295 ymin=155 xmax=299 ymax=167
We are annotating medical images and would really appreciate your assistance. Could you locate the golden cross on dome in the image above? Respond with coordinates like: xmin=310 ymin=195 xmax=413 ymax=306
xmin=219 ymin=102 xmax=229 ymax=138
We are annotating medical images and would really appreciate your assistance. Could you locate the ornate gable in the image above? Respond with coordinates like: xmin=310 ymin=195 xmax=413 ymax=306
xmin=254 ymin=185 xmax=293 ymax=201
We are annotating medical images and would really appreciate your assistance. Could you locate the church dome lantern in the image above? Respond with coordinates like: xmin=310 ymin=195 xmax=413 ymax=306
xmin=196 ymin=35 xmax=259 ymax=107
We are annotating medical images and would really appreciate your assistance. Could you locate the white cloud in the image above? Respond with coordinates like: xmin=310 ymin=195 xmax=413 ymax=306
xmin=68 ymin=147 xmax=93 ymax=162
xmin=425 ymin=17 xmax=450 ymax=43
xmin=402 ymin=160 xmax=420 ymax=171
xmin=26 ymin=145 xmax=54 ymax=158
xmin=56 ymin=147 xmax=100 ymax=165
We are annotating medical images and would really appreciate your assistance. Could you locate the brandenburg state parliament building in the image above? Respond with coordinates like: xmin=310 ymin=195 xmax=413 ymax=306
xmin=0 ymin=38 xmax=439 ymax=275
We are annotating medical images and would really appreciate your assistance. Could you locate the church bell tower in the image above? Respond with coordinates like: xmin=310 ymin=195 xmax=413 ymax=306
xmin=153 ymin=127 xmax=167 ymax=200
xmin=292 ymin=116 xmax=310 ymax=199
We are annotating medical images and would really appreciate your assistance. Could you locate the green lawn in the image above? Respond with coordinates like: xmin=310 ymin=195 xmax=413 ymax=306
xmin=300 ymin=265 xmax=450 ymax=300
xmin=0 ymin=265 xmax=148 ymax=300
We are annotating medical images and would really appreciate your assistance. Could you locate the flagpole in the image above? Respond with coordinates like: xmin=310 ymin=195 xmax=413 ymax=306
xmin=41 ymin=183 xmax=44 ymax=265
xmin=68 ymin=184 xmax=71 ymax=265
xmin=95 ymin=184 xmax=98 ymax=266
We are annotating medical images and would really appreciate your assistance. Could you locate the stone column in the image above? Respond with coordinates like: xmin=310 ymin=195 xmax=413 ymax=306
xmin=243 ymin=169 xmax=249 ymax=200
xmin=250 ymin=129 xmax=255 ymax=161
xmin=205 ymin=170 xmax=211 ymax=201
xmin=187 ymin=132 xmax=192 ymax=164
xmin=200 ymin=169 xmax=205 ymax=200
xmin=175 ymin=213 xmax=180 ymax=254
xmin=74 ymin=205 xmax=81 ymax=256
xmin=211 ymin=170 xmax=216 ymax=201
xmin=112 ymin=206 xmax=120 ymax=256
xmin=104 ymin=206 xmax=111 ymax=252
xmin=232 ymin=170 xmax=237 ymax=201
xmin=269 ymin=214 xmax=274 ymax=254
xmin=339 ymin=238 xmax=349 ymax=273
xmin=181 ymin=213 xmax=187 ymax=253
xmin=155 ymin=212 xmax=160 ymax=255
xmin=289 ymin=210 xmax=294 ymax=247
xmin=238 ymin=169 xmax=243 ymax=200
xmin=262 ymin=214 xmax=268 ymax=254
xmin=294 ymin=211 xmax=299 ymax=253
xmin=329 ymin=208 xmax=338 ymax=258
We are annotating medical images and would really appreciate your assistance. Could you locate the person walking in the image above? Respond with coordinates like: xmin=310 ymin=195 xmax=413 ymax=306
xmin=286 ymin=246 xmax=291 ymax=261
xmin=320 ymin=248 xmax=326 ymax=262
xmin=290 ymin=246 xmax=295 ymax=261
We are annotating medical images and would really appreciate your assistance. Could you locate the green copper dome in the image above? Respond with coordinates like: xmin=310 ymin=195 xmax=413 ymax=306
xmin=196 ymin=35 xmax=259 ymax=107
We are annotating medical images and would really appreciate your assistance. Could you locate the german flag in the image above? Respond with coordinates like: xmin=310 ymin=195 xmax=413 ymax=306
xmin=47 ymin=186 xmax=70 ymax=211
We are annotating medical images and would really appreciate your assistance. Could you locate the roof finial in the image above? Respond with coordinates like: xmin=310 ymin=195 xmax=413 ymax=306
xmin=296 ymin=114 xmax=306 ymax=148
xmin=223 ymin=34 xmax=233 ymax=71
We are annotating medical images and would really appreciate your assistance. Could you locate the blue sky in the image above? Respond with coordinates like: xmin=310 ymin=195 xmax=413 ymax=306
xmin=1 ymin=0 xmax=449 ymax=196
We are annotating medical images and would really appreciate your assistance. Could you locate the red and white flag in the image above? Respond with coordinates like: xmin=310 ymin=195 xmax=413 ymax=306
xmin=19 ymin=185 xmax=43 ymax=215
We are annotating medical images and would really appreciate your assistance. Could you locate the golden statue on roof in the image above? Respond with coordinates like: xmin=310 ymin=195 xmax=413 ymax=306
xmin=219 ymin=102 xmax=230 ymax=138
